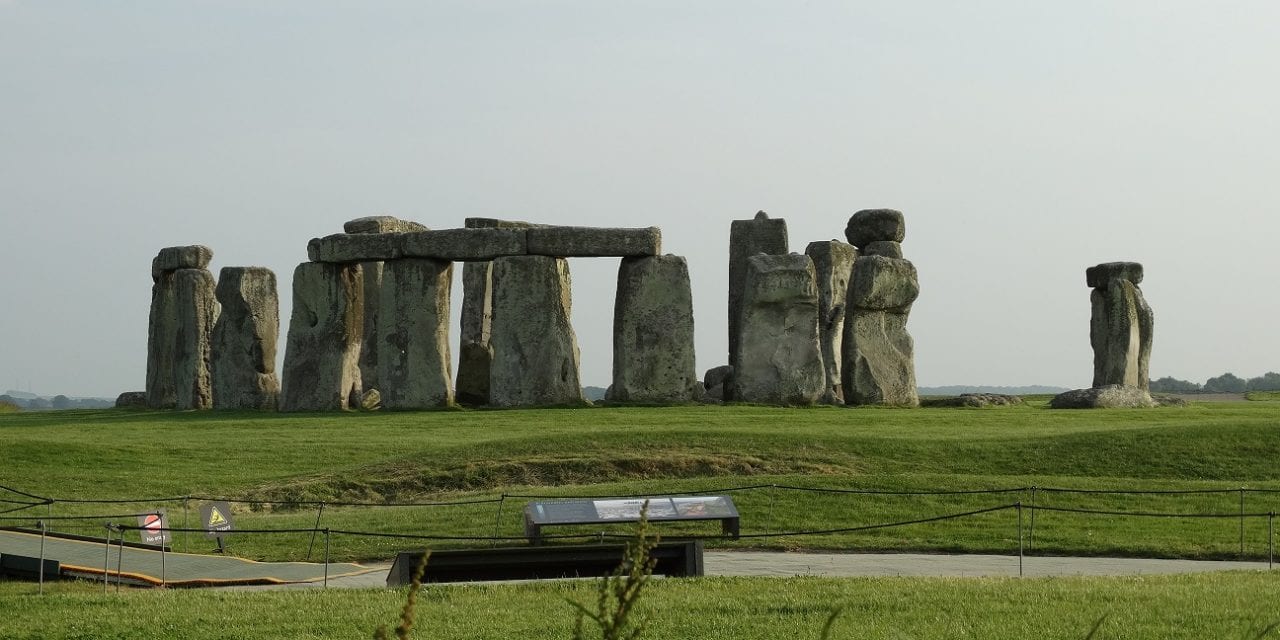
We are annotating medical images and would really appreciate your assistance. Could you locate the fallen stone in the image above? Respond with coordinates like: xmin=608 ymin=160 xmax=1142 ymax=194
xmin=114 ymin=391 xmax=147 ymax=409
xmin=1049 ymin=385 xmax=1155 ymax=409
xmin=845 ymin=209 xmax=905 ymax=248
xmin=211 ymin=267 xmax=281 ymax=410
xmin=151 ymin=245 xmax=213 ymax=281
xmin=607 ymin=255 xmax=699 ymax=403
xmin=921 ymin=393 xmax=1023 ymax=408
xmin=848 ymin=255 xmax=919 ymax=312
xmin=862 ymin=241 xmax=903 ymax=259
xmin=1086 ymin=261 xmax=1144 ymax=288
xmin=358 ymin=388 xmax=382 ymax=411
xmin=842 ymin=309 xmax=918 ymax=406
xmin=401 ymin=228 xmax=528 ymax=261
xmin=488 ymin=255 xmax=586 ymax=406
xmin=307 ymin=233 xmax=401 ymax=263
xmin=703 ymin=365 xmax=734 ymax=391
xmin=465 ymin=217 xmax=542 ymax=229
xmin=377 ymin=259 xmax=454 ymax=409
xmin=805 ymin=240 xmax=857 ymax=404
xmin=733 ymin=254 xmax=824 ymax=405
xmin=728 ymin=211 xmax=788 ymax=369
xmin=279 ymin=262 xmax=364 ymax=411
xmin=526 ymin=226 xmax=662 ymax=257
xmin=146 ymin=268 xmax=219 ymax=409
xmin=344 ymin=215 xmax=428 ymax=234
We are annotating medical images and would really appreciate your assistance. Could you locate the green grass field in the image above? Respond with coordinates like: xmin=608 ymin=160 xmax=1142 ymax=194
xmin=2 ymin=400 xmax=1279 ymax=638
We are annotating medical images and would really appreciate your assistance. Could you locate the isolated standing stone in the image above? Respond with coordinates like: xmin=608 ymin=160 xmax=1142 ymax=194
xmin=733 ymin=254 xmax=824 ymax=405
xmin=1088 ymin=262 xmax=1153 ymax=390
xmin=210 ymin=267 xmax=280 ymax=410
xmin=147 ymin=259 xmax=219 ymax=410
xmin=728 ymin=211 xmax=788 ymax=375
xmin=377 ymin=259 xmax=454 ymax=409
xmin=805 ymin=240 xmax=857 ymax=404
xmin=280 ymin=262 xmax=364 ymax=411
xmin=842 ymin=254 xmax=920 ymax=407
xmin=488 ymin=255 xmax=585 ymax=407
xmin=608 ymin=255 xmax=699 ymax=403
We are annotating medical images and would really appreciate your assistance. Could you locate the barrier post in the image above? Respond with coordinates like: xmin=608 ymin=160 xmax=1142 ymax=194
xmin=116 ymin=533 xmax=125 ymax=594
xmin=323 ymin=528 xmax=331 ymax=588
xmin=38 ymin=519 xmax=46 ymax=595
xmin=1269 ymin=512 xmax=1274 ymax=570
xmin=1239 ymin=487 xmax=1246 ymax=560
xmin=765 ymin=484 xmax=777 ymax=536
xmin=491 ymin=494 xmax=507 ymax=548
xmin=102 ymin=524 xmax=112 ymax=594
xmin=306 ymin=502 xmax=326 ymax=561
xmin=159 ymin=515 xmax=167 ymax=588
xmin=182 ymin=497 xmax=190 ymax=553
xmin=1016 ymin=502 xmax=1024 ymax=577
xmin=1028 ymin=486 xmax=1037 ymax=552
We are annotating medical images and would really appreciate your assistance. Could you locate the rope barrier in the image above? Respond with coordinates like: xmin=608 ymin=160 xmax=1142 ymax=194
xmin=1029 ymin=505 xmax=1277 ymax=519
xmin=770 ymin=485 xmax=1025 ymax=496
xmin=0 ymin=512 xmax=159 ymax=522
xmin=737 ymin=503 xmax=1018 ymax=539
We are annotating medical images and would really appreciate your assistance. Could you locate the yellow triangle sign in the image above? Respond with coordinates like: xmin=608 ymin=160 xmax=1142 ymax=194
xmin=208 ymin=507 xmax=228 ymax=527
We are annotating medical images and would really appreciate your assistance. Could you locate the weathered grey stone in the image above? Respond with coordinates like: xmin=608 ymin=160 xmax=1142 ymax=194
xmin=401 ymin=228 xmax=528 ymax=261
xmin=702 ymin=366 xmax=732 ymax=403
xmin=848 ymin=255 xmax=920 ymax=312
xmin=115 ymin=391 xmax=147 ymax=408
xmin=279 ymin=262 xmax=364 ymax=411
xmin=1090 ymin=275 xmax=1154 ymax=390
xmin=146 ymin=268 xmax=219 ymax=410
xmin=728 ymin=211 xmax=788 ymax=368
xmin=862 ymin=241 xmax=903 ymax=259
xmin=455 ymin=219 xmax=543 ymax=406
xmin=921 ymin=393 xmax=1023 ymax=408
xmin=527 ymin=226 xmax=661 ymax=257
xmin=377 ymin=259 xmax=454 ymax=409
xmin=488 ymin=255 xmax=585 ymax=406
xmin=1049 ymin=385 xmax=1155 ymax=409
xmin=607 ymin=255 xmax=699 ymax=403
xmin=211 ymin=267 xmax=280 ymax=410
xmin=151 ymin=245 xmax=213 ymax=281
xmin=845 ymin=209 xmax=905 ymax=248
xmin=732 ymin=254 xmax=824 ymax=405
xmin=842 ymin=310 xmax=918 ymax=407
xmin=805 ymin=240 xmax=857 ymax=404
xmin=344 ymin=215 xmax=428 ymax=234
xmin=358 ymin=388 xmax=382 ymax=411
xmin=1087 ymin=261 xmax=1144 ymax=288
xmin=307 ymin=233 xmax=401 ymax=263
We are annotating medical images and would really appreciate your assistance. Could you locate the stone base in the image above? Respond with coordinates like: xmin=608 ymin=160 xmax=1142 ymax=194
xmin=1049 ymin=385 xmax=1155 ymax=409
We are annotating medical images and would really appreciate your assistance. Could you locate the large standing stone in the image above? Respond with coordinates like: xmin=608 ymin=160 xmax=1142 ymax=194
xmin=279 ymin=262 xmax=364 ymax=411
xmin=1088 ymin=262 xmax=1153 ymax=390
xmin=456 ymin=218 xmax=541 ymax=406
xmin=728 ymin=212 xmax=788 ymax=376
xmin=488 ymin=255 xmax=585 ymax=407
xmin=732 ymin=254 xmax=824 ymax=405
xmin=805 ymin=241 xmax=857 ymax=404
xmin=210 ymin=267 xmax=280 ymax=410
xmin=377 ymin=259 xmax=454 ymax=409
xmin=842 ymin=254 xmax=920 ymax=407
xmin=147 ymin=260 xmax=219 ymax=410
xmin=608 ymin=255 xmax=699 ymax=403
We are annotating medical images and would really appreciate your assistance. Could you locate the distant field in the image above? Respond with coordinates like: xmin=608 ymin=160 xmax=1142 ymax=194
xmin=2 ymin=401 xmax=1279 ymax=562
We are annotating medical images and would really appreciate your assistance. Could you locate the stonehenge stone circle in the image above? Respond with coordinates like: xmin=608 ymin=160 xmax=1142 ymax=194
xmin=377 ymin=259 xmax=454 ymax=409
xmin=488 ymin=255 xmax=586 ymax=407
xmin=210 ymin=267 xmax=280 ymax=410
xmin=842 ymin=210 xmax=920 ymax=407
xmin=728 ymin=211 xmax=789 ymax=384
xmin=279 ymin=262 xmax=364 ymax=411
xmin=732 ymin=253 xmax=825 ymax=405
xmin=147 ymin=246 xmax=219 ymax=410
xmin=1089 ymin=262 xmax=1153 ymax=390
xmin=805 ymin=240 xmax=857 ymax=405
xmin=608 ymin=255 xmax=699 ymax=403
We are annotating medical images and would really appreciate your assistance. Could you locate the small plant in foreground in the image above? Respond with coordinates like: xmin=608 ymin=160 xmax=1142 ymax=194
xmin=374 ymin=551 xmax=429 ymax=640
xmin=569 ymin=504 xmax=658 ymax=640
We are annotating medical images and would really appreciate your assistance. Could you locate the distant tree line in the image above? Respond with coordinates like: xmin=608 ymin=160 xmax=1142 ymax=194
xmin=0 ymin=394 xmax=114 ymax=411
xmin=1149 ymin=372 xmax=1280 ymax=394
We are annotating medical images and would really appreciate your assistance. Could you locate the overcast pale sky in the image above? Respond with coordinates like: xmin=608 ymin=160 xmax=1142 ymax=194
xmin=2 ymin=1 xmax=1277 ymax=398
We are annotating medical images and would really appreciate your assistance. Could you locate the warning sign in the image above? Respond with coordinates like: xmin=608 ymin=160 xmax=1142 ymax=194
xmin=136 ymin=510 xmax=171 ymax=546
xmin=200 ymin=501 xmax=235 ymax=539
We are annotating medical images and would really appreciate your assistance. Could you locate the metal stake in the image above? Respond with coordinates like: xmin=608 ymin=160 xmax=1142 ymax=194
xmin=1269 ymin=512 xmax=1274 ymax=570
xmin=1017 ymin=502 xmax=1024 ymax=577
xmin=765 ymin=484 xmax=777 ymax=536
xmin=306 ymin=502 xmax=326 ymax=561
xmin=102 ymin=525 xmax=112 ymax=594
xmin=115 ymin=535 xmax=124 ymax=594
xmin=491 ymin=495 xmax=507 ymax=548
xmin=323 ymin=528 xmax=330 ymax=588
xmin=38 ymin=520 xmax=46 ymax=595
xmin=1028 ymin=486 xmax=1037 ymax=552
xmin=1240 ymin=487 xmax=1246 ymax=560
xmin=182 ymin=497 xmax=190 ymax=553
xmin=159 ymin=515 xmax=167 ymax=588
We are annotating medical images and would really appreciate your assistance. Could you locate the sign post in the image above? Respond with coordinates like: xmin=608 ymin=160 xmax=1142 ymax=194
xmin=199 ymin=501 xmax=235 ymax=552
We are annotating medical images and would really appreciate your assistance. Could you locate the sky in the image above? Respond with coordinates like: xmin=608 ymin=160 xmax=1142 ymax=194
xmin=1 ymin=1 xmax=1278 ymax=398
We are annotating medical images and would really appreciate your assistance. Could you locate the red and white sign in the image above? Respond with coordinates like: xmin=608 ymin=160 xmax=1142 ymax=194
xmin=136 ymin=510 xmax=171 ymax=546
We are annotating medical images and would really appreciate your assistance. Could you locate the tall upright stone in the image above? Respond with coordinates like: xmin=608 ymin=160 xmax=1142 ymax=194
xmin=488 ymin=255 xmax=585 ymax=407
xmin=280 ymin=262 xmax=364 ymax=411
xmin=805 ymin=240 xmax=857 ymax=404
xmin=732 ymin=254 xmax=824 ymax=405
xmin=608 ymin=255 xmax=699 ymax=403
xmin=210 ymin=267 xmax=280 ymax=410
xmin=377 ymin=259 xmax=454 ymax=409
xmin=146 ymin=245 xmax=219 ymax=410
xmin=727 ymin=211 xmax=788 ymax=394
xmin=1088 ymin=262 xmax=1153 ymax=390
xmin=456 ymin=218 xmax=539 ymax=406
xmin=343 ymin=216 xmax=429 ymax=394
xmin=842 ymin=209 xmax=919 ymax=407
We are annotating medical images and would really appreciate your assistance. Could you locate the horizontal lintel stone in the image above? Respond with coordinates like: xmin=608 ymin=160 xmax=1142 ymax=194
xmin=525 ymin=226 xmax=661 ymax=257
xmin=307 ymin=233 xmax=401 ymax=263
xmin=152 ymin=245 xmax=213 ymax=280
xmin=400 ymin=228 xmax=529 ymax=261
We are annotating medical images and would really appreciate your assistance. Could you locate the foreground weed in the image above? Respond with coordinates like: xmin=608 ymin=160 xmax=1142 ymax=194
xmin=570 ymin=505 xmax=658 ymax=640
xmin=374 ymin=551 xmax=430 ymax=640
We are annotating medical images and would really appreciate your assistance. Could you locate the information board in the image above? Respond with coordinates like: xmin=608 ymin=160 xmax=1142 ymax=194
xmin=523 ymin=495 xmax=740 ymax=543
